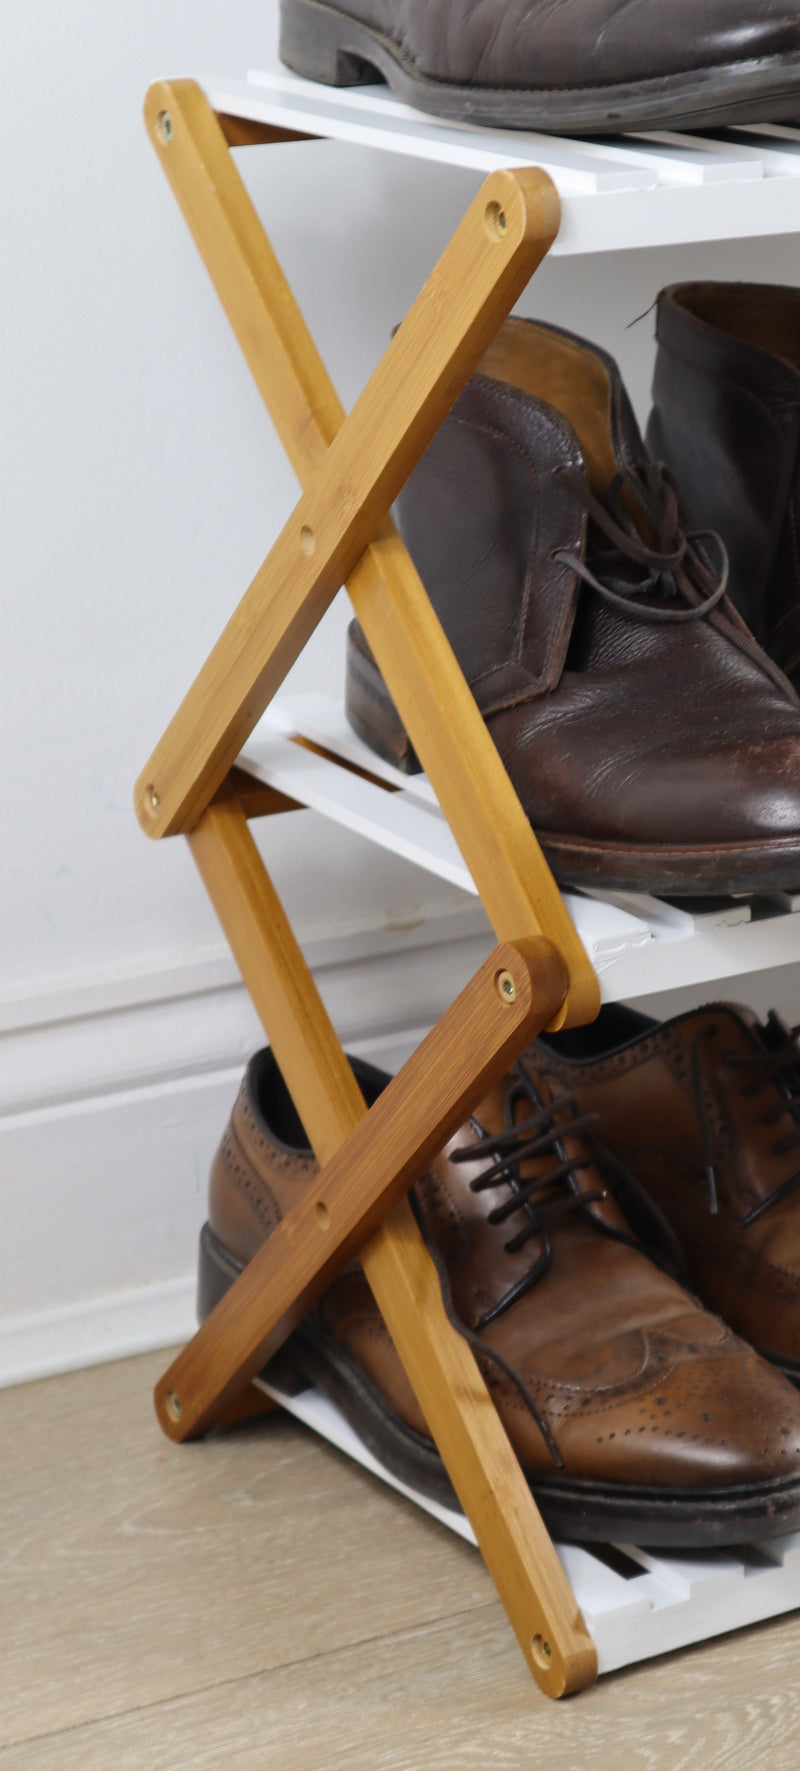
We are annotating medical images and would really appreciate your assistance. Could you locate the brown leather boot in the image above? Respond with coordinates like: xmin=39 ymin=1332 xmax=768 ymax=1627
xmin=198 ymin=1044 xmax=800 ymax=1546
xmin=647 ymin=282 xmax=800 ymax=693
xmin=346 ymin=316 xmax=800 ymax=897
xmin=536 ymin=1002 xmax=800 ymax=1389
xmin=279 ymin=0 xmax=800 ymax=134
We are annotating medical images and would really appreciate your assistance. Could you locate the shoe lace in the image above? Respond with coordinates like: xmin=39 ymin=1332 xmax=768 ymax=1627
xmin=449 ymin=1064 xmax=605 ymax=1277
xmin=418 ymin=1060 xmax=615 ymax=1472
xmin=552 ymin=459 xmax=729 ymax=624
xmin=690 ymin=1014 xmax=800 ymax=1225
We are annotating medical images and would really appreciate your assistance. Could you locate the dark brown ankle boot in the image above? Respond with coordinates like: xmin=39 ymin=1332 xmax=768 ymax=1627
xmin=346 ymin=316 xmax=800 ymax=897
xmin=279 ymin=0 xmax=800 ymax=134
xmin=647 ymin=281 xmax=800 ymax=692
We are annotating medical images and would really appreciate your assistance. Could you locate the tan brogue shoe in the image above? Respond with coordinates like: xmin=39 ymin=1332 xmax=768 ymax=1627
xmin=537 ymin=1002 xmax=800 ymax=1386
xmin=199 ymin=1045 xmax=800 ymax=1547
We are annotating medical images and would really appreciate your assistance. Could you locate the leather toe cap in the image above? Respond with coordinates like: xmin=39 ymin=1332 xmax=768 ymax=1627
xmin=546 ymin=1317 xmax=800 ymax=1489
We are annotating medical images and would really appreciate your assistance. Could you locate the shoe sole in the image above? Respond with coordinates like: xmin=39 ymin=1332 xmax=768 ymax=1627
xmin=279 ymin=0 xmax=800 ymax=135
xmin=198 ymin=1222 xmax=800 ymax=1548
xmin=345 ymin=627 xmax=800 ymax=896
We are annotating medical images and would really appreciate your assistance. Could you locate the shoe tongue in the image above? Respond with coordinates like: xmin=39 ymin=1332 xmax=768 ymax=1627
xmin=470 ymin=1060 xmax=557 ymax=1139
xmin=696 ymin=1001 xmax=774 ymax=1045
xmin=468 ymin=1060 xmax=575 ymax=1149
xmin=466 ymin=1059 xmax=630 ymax=1234
xmin=415 ymin=1059 xmax=635 ymax=1330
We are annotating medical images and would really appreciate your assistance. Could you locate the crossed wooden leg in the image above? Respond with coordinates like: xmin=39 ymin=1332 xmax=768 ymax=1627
xmin=139 ymin=81 xmax=599 ymax=1695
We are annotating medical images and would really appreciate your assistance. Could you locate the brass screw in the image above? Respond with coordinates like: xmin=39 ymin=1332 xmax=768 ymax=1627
xmin=485 ymin=201 xmax=508 ymax=240
xmin=155 ymin=110 xmax=173 ymax=145
xmin=165 ymin=1391 xmax=182 ymax=1423
xmin=147 ymin=784 xmax=161 ymax=811
xmin=495 ymin=969 xmax=517 ymax=1005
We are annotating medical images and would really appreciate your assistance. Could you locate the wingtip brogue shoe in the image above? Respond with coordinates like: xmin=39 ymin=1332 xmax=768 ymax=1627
xmin=199 ymin=1043 xmax=800 ymax=1547
xmin=537 ymin=1001 xmax=800 ymax=1388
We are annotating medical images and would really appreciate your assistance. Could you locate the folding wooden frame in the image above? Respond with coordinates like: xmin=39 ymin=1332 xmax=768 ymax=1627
xmin=138 ymin=77 xmax=602 ymax=1698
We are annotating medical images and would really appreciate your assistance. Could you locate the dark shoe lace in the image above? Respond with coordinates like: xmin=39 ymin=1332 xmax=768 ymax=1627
xmin=552 ymin=459 xmax=729 ymax=624
xmin=416 ymin=1060 xmax=641 ymax=1471
xmin=449 ymin=1064 xmax=604 ymax=1293
xmin=691 ymin=1013 xmax=800 ymax=1224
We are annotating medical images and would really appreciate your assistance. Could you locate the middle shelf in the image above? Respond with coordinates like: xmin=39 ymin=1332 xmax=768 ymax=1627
xmin=242 ymin=693 xmax=800 ymax=1005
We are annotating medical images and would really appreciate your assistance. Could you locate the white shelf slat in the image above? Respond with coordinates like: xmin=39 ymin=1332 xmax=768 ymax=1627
xmin=244 ymin=695 xmax=800 ymax=1004
xmin=244 ymin=717 xmax=654 ymax=964
xmin=259 ymin=1372 xmax=800 ymax=1676
xmin=198 ymin=61 xmax=800 ymax=255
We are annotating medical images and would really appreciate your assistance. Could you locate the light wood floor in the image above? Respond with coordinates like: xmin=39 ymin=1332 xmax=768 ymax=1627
xmin=2 ymin=1350 xmax=800 ymax=1769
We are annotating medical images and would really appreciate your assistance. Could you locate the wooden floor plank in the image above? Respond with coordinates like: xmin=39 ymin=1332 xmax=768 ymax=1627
xmin=3 ymin=1350 xmax=800 ymax=1769
xmin=4 ymin=1601 xmax=800 ymax=1771
xmin=0 ymin=1350 xmax=489 ymax=1746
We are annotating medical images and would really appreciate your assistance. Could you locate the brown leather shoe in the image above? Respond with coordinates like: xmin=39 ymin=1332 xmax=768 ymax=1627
xmin=647 ymin=282 xmax=800 ymax=693
xmin=536 ymin=1002 xmax=800 ymax=1388
xmin=345 ymin=316 xmax=800 ymax=896
xmin=279 ymin=0 xmax=800 ymax=134
xmin=198 ymin=1044 xmax=800 ymax=1546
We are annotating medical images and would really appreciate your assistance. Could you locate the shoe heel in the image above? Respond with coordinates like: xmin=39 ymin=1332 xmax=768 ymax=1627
xmin=197 ymin=1221 xmax=241 ymax=1321
xmin=196 ymin=1223 xmax=313 ymax=1398
xmin=279 ymin=0 xmax=377 ymax=88
xmin=345 ymin=619 xmax=421 ymax=774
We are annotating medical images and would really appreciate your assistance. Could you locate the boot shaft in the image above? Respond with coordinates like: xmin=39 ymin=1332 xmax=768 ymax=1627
xmin=394 ymin=316 xmax=651 ymax=710
xmin=647 ymin=282 xmax=800 ymax=684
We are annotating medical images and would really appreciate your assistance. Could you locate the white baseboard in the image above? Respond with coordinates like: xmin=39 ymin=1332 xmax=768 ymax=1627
xmin=0 ymin=902 xmax=492 ymax=1116
xmin=0 ymin=904 xmax=492 ymax=1388
xmin=6 ymin=893 xmax=800 ymax=1391
xmin=0 ymin=1276 xmax=197 ymax=1389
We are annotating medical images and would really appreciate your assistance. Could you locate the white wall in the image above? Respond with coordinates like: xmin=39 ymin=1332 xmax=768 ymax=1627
xmin=4 ymin=0 xmax=800 ymax=1383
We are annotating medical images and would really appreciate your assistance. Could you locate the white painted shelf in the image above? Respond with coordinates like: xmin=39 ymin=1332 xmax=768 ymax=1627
xmin=200 ymin=60 xmax=800 ymax=254
xmin=259 ymin=1370 xmax=800 ymax=1677
xmin=243 ymin=695 xmax=800 ymax=1004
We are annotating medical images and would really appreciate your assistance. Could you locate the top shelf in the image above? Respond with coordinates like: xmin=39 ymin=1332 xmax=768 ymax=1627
xmin=200 ymin=61 xmax=800 ymax=255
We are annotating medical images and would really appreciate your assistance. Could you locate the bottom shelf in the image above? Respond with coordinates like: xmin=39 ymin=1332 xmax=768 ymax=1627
xmin=258 ymin=1372 xmax=800 ymax=1677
